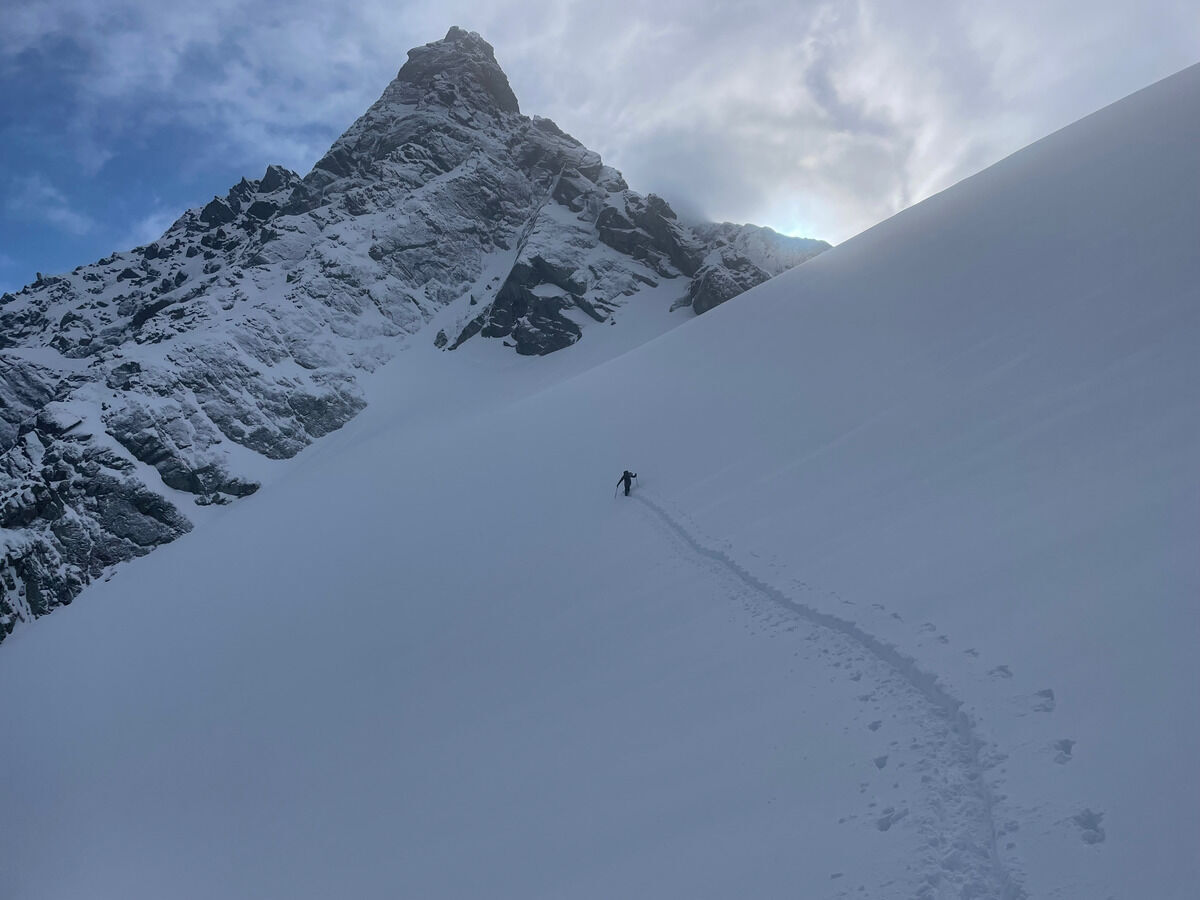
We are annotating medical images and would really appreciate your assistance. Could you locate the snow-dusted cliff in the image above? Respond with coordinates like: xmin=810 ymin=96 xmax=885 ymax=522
xmin=0 ymin=28 xmax=827 ymax=640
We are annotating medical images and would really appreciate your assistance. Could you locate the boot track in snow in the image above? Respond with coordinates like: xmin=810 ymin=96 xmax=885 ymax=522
xmin=634 ymin=492 xmax=1025 ymax=899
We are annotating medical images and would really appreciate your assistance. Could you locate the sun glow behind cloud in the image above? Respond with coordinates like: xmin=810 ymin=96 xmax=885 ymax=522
xmin=0 ymin=0 xmax=1196 ymax=290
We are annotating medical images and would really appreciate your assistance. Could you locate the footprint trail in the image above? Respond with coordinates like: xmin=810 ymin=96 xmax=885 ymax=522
xmin=635 ymin=492 xmax=1025 ymax=899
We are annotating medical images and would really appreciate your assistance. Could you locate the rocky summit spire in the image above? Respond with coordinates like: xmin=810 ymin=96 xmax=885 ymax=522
xmin=290 ymin=26 xmax=522 ymax=200
xmin=393 ymin=26 xmax=520 ymax=114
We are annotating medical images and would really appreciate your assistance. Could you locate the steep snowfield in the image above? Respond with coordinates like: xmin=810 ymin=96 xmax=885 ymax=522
xmin=3 ymin=62 xmax=1198 ymax=899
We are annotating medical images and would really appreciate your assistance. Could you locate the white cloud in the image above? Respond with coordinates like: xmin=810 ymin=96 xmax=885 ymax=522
xmin=6 ymin=173 xmax=94 ymax=235
xmin=2 ymin=0 xmax=1198 ymax=243
xmin=121 ymin=205 xmax=178 ymax=248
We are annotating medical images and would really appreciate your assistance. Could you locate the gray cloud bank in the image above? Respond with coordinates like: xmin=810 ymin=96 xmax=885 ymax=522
xmin=4 ymin=0 xmax=1197 ymax=243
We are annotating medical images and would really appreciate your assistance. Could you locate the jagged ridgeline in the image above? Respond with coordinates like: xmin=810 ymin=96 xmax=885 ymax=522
xmin=0 ymin=27 xmax=828 ymax=641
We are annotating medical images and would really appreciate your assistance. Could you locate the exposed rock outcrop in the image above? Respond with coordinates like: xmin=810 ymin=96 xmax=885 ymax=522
xmin=685 ymin=223 xmax=830 ymax=314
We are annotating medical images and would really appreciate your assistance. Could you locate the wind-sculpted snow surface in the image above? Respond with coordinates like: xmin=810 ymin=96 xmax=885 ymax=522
xmin=0 ymin=27 xmax=826 ymax=640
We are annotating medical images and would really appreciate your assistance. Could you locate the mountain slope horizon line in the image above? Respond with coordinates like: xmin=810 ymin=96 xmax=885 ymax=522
xmin=0 ymin=26 xmax=827 ymax=642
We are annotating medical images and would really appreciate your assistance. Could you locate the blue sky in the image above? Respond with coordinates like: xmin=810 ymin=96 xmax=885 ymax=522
xmin=2 ymin=0 xmax=1197 ymax=295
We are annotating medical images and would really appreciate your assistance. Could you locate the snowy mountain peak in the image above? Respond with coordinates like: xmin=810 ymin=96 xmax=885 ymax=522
xmin=0 ymin=29 xmax=828 ymax=642
xmin=394 ymin=26 xmax=520 ymax=114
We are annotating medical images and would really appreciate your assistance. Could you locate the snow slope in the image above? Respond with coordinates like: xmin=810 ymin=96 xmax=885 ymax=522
xmin=2 ymin=61 xmax=1198 ymax=900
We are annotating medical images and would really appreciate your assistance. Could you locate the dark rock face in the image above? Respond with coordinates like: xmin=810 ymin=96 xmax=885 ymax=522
xmin=200 ymin=198 xmax=237 ymax=226
xmin=1 ymin=409 xmax=191 ymax=640
xmin=397 ymin=27 xmax=520 ymax=115
xmin=475 ymin=257 xmax=585 ymax=356
xmin=685 ymin=223 xmax=831 ymax=314
xmin=246 ymin=200 xmax=277 ymax=220
xmin=686 ymin=252 xmax=768 ymax=315
xmin=0 ymin=27 xmax=828 ymax=643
